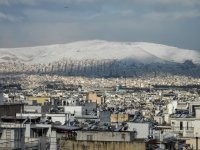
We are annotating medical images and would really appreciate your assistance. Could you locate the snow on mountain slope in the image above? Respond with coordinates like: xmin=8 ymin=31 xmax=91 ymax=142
xmin=0 ymin=40 xmax=199 ymax=64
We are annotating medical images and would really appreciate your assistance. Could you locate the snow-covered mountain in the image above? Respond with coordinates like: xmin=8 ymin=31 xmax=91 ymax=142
xmin=1 ymin=40 xmax=200 ymax=77
xmin=0 ymin=40 xmax=200 ymax=64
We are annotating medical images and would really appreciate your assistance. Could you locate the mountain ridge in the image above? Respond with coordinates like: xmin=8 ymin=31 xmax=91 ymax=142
xmin=0 ymin=40 xmax=199 ymax=65
xmin=1 ymin=40 xmax=200 ymax=77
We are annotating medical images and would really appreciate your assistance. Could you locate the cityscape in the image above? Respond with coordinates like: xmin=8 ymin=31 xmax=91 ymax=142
xmin=0 ymin=73 xmax=200 ymax=150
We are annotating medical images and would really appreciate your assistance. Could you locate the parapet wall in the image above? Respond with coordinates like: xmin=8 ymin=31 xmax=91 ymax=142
xmin=59 ymin=140 xmax=145 ymax=150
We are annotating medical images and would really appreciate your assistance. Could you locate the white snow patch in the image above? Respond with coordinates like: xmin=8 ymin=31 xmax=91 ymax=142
xmin=0 ymin=40 xmax=199 ymax=64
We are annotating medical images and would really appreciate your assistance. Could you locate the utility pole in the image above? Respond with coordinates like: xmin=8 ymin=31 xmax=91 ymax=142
xmin=196 ymin=133 xmax=198 ymax=150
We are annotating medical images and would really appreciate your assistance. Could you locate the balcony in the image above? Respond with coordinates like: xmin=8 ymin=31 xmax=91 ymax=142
xmin=171 ymin=126 xmax=194 ymax=138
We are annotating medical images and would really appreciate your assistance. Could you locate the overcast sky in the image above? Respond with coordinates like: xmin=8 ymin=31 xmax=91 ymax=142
xmin=0 ymin=0 xmax=200 ymax=50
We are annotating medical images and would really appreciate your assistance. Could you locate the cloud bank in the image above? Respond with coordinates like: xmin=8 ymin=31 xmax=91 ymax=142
xmin=0 ymin=0 xmax=199 ymax=50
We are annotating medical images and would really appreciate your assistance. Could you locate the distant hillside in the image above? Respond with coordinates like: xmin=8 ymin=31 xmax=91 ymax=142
xmin=0 ymin=40 xmax=200 ymax=77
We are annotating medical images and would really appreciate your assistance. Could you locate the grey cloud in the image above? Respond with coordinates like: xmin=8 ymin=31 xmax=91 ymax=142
xmin=0 ymin=0 xmax=39 ymax=6
xmin=0 ymin=12 xmax=23 ymax=22
xmin=0 ymin=0 xmax=199 ymax=50
xmin=0 ymin=0 xmax=9 ymax=5
xmin=143 ymin=10 xmax=200 ymax=21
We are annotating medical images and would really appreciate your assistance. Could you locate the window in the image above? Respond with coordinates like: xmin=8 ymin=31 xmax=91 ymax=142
xmin=187 ymin=122 xmax=189 ymax=130
xmin=180 ymin=122 xmax=183 ymax=130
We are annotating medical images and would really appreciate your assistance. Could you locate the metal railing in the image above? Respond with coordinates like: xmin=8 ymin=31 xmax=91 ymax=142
xmin=171 ymin=126 xmax=194 ymax=131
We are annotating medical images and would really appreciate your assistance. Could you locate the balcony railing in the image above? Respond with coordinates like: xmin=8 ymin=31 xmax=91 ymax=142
xmin=171 ymin=126 xmax=194 ymax=137
xmin=171 ymin=126 xmax=194 ymax=132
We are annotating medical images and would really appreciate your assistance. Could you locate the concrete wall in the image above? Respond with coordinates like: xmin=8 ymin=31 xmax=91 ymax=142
xmin=127 ymin=122 xmax=149 ymax=139
xmin=24 ymin=105 xmax=42 ymax=113
xmin=189 ymin=102 xmax=200 ymax=116
xmin=193 ymin=120 xmax=200 ymax=136
xmin=16 ymin=113 xmax=42 ymax=118
xmin=84 ymin=102 xmax=96 ymax=115
xmin=195 ymin=107 xmax=200 ymax=119
xmin=110 ymin=114 xmax=129 ymax=123
xmin=64 ymin=106 xmax=83 ymax=116
xmin=86 ymin=92 xmax=102 ymax=105
xmin=100 ymin=111 xmax=111 ymax=124
xmin=59 ymin=140 xmax=145 ymax=150
xmin=26 ymin=96 xmax=50 ymax=105
xmin=16 ymin=113 xmax=72 ymax=125
xmin=74 ymin=115 xmax=99 ymax=123
xmin=76 ymin=131 xmax=134 ymax=142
